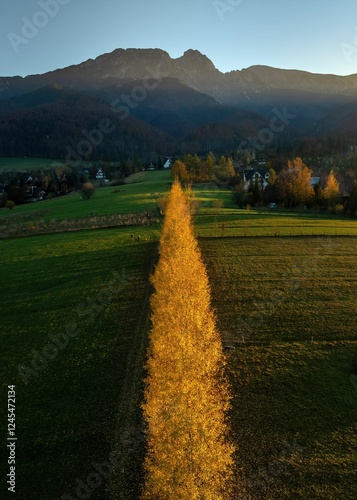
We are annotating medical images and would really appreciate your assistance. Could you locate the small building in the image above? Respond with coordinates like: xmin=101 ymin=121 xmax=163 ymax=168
xmin=310 ymin=177 xmax=320 ymax=187
xmin=96 ymin=168 xmax=105 ymax=180
xmin=26 ymin=186 xmax=44 ymax=202
xmin=243 ymin=168 xmax=270 ymax=190
xmin=164 ymin=158 xmax=172 ymax=169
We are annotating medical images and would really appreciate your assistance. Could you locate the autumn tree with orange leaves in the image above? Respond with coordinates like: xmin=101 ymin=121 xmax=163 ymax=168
xmin=277 ymin=157 xmax=314 ymax=208
xmin=142 ymin=181 xmax=235 ymax=500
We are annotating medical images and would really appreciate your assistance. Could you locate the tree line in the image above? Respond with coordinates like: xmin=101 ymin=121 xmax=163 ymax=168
xmin=236 ymin=157 xmax=357 ymax=215
xmin=142 ymin=181 xmax=235 ymax=499
xmin=171 ymin=153 xmax=235 ymax=183
xmin=170 ymin=153 xmax=357 ymax=215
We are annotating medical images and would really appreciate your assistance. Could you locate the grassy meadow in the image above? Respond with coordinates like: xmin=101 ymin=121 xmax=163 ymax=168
xmin=200 ymin=237 xmax=357 ymax=499
xmin=0 ymin=226 xmax=160 ymax=499
xmin=1 ymin=169 xmax=357 ymax=499
xmin=0 ymin=170 xmax=171 ymax=222
xmin=0 ymin=157 xmax=66 ymax=173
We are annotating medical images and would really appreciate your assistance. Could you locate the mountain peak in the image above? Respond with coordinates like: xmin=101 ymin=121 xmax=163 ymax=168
xmin=177 ymin=49 xmax=218 ymax=71
xmin=182 ymin=49 xmax=206 ymax=58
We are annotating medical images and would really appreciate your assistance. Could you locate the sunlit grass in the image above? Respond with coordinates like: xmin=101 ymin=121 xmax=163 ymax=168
xmin=0 ymin=170 xmax=172 ymax=221
xmin=194 ymin=210 xmax=357 ymax=237
xmin=2 ymin=171 xmax=357 ymax=498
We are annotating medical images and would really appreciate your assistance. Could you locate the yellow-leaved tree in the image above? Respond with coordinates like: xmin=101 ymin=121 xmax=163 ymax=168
xmin=142 ymin=181 xmax=235 ymax=500
xmin=322 ymin=172 xmax=339 ymax=205
xmin=277 ymin=157 xmax=314 ymax=208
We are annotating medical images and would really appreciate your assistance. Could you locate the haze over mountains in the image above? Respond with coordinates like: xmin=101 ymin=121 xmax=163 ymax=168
xmin=1 ymin=48 xmax=357 ymax=160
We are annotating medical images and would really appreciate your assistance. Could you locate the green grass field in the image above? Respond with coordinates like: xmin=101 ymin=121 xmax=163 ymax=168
xmin=0 ymin=157 xmax=66 ymax=173
xmin=200 ymin=237 xmax=357 ymax=499
xmin=1 ymin=172 xmax=357 ymax=499
xmin=2 ymin=169 xmax=357 ymax=239
xmin=0 ymin=226 xmax=160 ymax=499
xmin=0 ymin=170 xmax=171 ymax=223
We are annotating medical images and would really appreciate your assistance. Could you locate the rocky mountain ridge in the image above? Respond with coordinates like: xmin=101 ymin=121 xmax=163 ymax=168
xmin=2 ymin=48 xmax=357 ymax=102
xmin=1 ymin=48 xmax=357 ymax=160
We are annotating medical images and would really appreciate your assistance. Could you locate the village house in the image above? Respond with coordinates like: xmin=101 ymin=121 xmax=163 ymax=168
xmin=96 ymin=168 xmax=105 ymax=180
xmin=242 ymin=168 xmax=270 ymax=190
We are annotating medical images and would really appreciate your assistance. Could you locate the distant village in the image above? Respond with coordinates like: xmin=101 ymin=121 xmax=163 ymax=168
xmin=0 ymin=151 xmax=356 ymax=212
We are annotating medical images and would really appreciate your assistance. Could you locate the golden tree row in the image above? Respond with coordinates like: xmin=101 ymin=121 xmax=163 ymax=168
xmin=142 ymin=182 xmax=234 ymax=499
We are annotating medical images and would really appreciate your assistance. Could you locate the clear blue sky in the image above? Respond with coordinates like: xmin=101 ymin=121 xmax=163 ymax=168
xmin=2 ymin=0 xmax=357 ymax=77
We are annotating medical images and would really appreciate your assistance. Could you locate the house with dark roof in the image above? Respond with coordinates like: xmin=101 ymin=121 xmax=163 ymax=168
xmin=242 ymin=168 xmax=270 ymax=190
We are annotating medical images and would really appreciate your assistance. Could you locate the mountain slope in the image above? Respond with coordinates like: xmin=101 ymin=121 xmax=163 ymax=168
xmin=2 ymin=48 xmax=357 ymax=158
xmin=312 ymin=102 xmax=357 ymax=138
xmin=0 ymin=82 xmax=275 ymax=159
xmin=0 ymin=85 xmax=175 ymax=159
